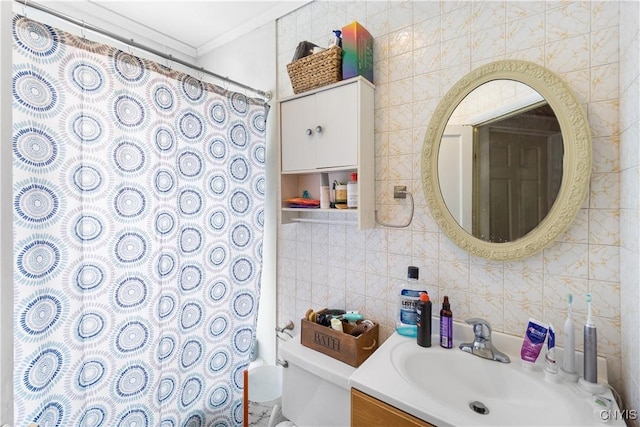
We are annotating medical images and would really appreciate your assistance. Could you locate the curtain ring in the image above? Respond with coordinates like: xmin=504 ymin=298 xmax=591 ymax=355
xmin=23 ymin=0 xmax=28 ymax=17
xmin=81 ymin=20 xmax=86 ymax=39
xmin=128 ymin=40 xmax=134 ymax=56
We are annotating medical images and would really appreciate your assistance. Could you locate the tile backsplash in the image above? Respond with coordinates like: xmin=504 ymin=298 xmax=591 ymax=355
xmin=276 ymin=0 xmax=635 ymax=410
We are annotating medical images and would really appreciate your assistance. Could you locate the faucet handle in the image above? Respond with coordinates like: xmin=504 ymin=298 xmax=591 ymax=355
xmin=465 ymin=318 xmax=492 ymax=340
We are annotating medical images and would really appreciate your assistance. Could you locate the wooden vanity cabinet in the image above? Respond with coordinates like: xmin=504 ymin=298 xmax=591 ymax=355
xmin=351 ymin=388 xmax=435 ymax=427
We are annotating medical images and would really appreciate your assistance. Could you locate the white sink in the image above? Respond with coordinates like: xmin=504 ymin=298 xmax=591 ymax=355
xmin=390 ymin=340 xmax=574 ymax=425
xmin=349 ymin=322 xmax=625 ymax=426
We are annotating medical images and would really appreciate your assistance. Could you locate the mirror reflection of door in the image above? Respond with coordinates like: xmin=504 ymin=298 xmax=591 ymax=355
xmin=473 ymin=104 xmax=563 ymax=242
xmin=438 ymin=125 xmax=473 ymax=233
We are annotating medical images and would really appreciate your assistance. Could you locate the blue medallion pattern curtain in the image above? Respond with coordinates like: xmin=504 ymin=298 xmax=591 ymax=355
xmin=12 ymin=15 xmax=267 ymax=427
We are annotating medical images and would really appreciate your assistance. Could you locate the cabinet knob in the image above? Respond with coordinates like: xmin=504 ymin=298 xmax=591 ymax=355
xmin=306 ymin=128 xmax=313 ymax=136
xmin=315 ymin=126 xmax=323 ymax=133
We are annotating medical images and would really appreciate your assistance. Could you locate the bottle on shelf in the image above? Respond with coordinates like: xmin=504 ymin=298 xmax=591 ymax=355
xmin=347 ymin=172 xmax=358 ymax=209
xmin=334 ymin=179 xmax=347 ymax=207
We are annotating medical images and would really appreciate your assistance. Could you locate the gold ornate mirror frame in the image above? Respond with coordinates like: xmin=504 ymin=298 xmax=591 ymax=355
xmin=421 ymin=60 xmax=592 ymax=260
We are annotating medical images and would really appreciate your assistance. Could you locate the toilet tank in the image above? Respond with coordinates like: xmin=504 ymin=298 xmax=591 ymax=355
xmin=279 ymin=335 xmax=356 ymax=426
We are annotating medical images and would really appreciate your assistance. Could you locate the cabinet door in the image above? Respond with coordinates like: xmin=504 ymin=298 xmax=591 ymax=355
xmin=351 ymin=389 xmax=434 ymax=427
xmin=281 ymin=82 xmax=359 ymax=172
xmin=281 ymin=93 xmax=317 ymax=172
xmin=314 ymin=82 xmax=358 ymax=169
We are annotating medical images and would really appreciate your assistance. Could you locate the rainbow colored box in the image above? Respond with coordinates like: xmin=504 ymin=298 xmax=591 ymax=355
xmin=341 ymin=21 xmax=374 ymax=83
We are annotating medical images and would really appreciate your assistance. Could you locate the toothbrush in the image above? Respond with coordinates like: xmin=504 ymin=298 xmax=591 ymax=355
xmin=583 ymin=293 xmax=598 ymax=383
xmin=561 ymin=294 xmax=576 ymax=376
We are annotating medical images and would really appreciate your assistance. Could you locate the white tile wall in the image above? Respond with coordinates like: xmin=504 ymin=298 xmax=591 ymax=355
xmin=276 ymin=1 xmax=637 ymax=416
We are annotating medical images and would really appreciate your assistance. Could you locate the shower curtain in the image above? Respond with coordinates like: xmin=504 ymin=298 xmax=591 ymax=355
xmin=12 ymin=15 xmax=268 ymax=426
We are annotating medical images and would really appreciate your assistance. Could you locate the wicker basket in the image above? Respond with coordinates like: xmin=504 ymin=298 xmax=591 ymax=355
xmin=287 ymin=46 xmax=342 ymax=94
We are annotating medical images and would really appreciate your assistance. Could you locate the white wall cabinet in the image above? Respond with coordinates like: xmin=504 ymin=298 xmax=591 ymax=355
xmin=281 ymin=82 xmax=358 ymax=172
xmin=278 ymin=77 xmax=375 ymax=229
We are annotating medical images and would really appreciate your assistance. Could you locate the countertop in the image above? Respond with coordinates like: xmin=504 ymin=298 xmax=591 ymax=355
xmin=348 ymin=320 xmax=623 ymax=427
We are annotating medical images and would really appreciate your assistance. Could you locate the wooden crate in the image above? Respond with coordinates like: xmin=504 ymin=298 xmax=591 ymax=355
xmin=300 ymin=317 xmax=378 ymax=367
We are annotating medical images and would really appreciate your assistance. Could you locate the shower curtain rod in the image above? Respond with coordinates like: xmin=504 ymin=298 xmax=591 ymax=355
xmin=13 ymin=0 xmax=273 ymax=102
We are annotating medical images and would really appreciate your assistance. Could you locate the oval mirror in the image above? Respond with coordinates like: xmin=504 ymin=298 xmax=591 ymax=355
xmin=422 ymin=60 xmax=591 ymax=260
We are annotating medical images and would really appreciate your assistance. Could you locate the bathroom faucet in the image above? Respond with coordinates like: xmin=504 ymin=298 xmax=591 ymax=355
xmin=459 ymin=318 xmax=510 ymax=363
